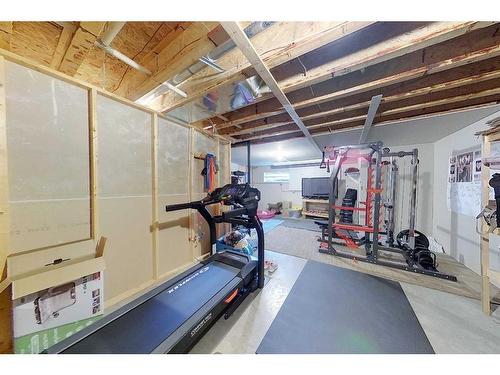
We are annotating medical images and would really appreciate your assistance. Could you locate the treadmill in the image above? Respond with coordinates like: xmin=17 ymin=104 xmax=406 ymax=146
xmin=44 ymin=183 xmax=264 ymax=354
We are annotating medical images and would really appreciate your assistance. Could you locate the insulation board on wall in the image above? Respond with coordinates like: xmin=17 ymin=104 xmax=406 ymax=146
xmin=5 ymin=61 xmax=90 ymax=253
xmin=157 ymin=118 xmax=192 ymax=276
xmin=96 ymin=94 xmax=153 ymax=301
xmin=191 ymin=131 xmax=217 ymax=257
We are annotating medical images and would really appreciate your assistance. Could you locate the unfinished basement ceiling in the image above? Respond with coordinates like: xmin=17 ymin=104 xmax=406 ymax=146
xmin=232 ymin=104 xmax=500 ymax=167
xmin=1 ymin=21 xmax=499 ymax=144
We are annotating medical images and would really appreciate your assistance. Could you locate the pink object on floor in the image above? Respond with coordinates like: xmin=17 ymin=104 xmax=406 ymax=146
xmin=257 ymin=210 xmax=275 ymax=219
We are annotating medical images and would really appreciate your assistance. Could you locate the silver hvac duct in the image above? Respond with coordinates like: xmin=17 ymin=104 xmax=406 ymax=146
xmin=137 ymin=21 xmax=275 ymax=105
xmin=94 ymin=22 xmax=153 ymax=76
xmin=170 ymin=21 xmax=274 ymax=85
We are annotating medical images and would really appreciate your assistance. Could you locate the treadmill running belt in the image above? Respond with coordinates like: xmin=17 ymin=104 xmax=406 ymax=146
xmin=62 ymin=262 xmax=238 ymax=354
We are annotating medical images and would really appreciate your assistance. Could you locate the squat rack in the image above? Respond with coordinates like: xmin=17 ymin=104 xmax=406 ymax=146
xmin=319 ymin=141 xmax=457 ymax=281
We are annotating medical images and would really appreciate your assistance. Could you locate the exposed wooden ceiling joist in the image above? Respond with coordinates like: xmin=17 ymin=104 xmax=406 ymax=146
xmin=0 ymin=22 xmax=13 ymax=50
xmin=149 ymin=21 xmax=375 ymax=113
xmin=57 ymin=22 xmax=107 ymax=76
xmin=221 ymin=21 xmax=321 ymax=152
xmin=224 ymin=63 xmax=500 ymax=136
xmin=237 ymin=87 xmax=500 ymax=141
xmin=196 ymin=22 xmax=494 ymax=130
xmin=113 ymin=22 xmax=219 ymax=100
xmin=50 ymin=22 xmax=77 ymax=68
xmin=216 ymin=23 xmax=500 ymax=139
xmin=277 ymin=21 xmax=495 ymax=93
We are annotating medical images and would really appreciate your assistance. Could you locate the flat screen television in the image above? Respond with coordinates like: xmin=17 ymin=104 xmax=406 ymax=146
xmin=302 ymin=177 xmax=334 ymax=199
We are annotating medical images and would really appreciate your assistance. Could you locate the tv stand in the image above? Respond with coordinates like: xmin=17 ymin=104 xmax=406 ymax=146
xmin=302 ymin=198 xmax=329 ymax=219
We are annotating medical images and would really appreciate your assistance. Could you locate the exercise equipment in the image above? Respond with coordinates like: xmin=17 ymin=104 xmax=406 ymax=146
xmin=44 ymin=183 xmax=264 ymax=354
xmin=318 ymin=142 xmax=456 ymax=282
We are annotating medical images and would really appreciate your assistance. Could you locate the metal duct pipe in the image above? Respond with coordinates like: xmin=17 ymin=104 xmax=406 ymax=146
xmin=95 ymin=22 xmax=152 ymax=76
xmin=137 ymin=21 xmax=275 ymax=102
xmin=170 ymin=21 xmax=275 ymax=85
xmin=95 ymin=40 xmax=152 ymax=75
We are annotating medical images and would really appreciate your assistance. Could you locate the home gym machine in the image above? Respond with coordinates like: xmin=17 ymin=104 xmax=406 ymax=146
xmin=44 ymin=183 xmax=264 ymax=354
xmin=318 ymin=141 xmax=457 ymax=282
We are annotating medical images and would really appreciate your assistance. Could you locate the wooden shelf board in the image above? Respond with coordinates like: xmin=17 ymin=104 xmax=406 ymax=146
xmin=303 ymin=199 xmax=329 ymax=203
xmin=303 ymin=211 xmax=329 ymax=218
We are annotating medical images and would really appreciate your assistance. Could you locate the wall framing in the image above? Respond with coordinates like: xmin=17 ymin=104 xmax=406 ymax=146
xmin=0 ymin=48 xmax=231 ymax=353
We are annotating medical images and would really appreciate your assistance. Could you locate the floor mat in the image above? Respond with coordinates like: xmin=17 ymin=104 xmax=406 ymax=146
xmin=256 ymin=260 xmax=434 ymax=354
xmin=261 ymin=218 xmax=283 ymax=233
xmin=279 ymin=217 xmax=321 ymax=232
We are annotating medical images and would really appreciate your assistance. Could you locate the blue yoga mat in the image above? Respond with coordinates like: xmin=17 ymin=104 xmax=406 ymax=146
xmin=261 ymin=218 xmax=283 ymax=233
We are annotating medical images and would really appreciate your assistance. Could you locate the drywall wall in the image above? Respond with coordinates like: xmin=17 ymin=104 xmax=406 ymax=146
xmin=157 ymin=118 xmax=191 ymax=277
xmin=433 ymin=110 xmax=500 ymax=274
xmin=5 ymin=61 xmax=90 ymax=253
xmin=1 ymin=56 xmax=231 ymax=352
xmin=252 ymin=165 xmax=329 ymax=208
xmin=251 ymin=142 xmax=434 ymax=236
xmin=191 ymin=130 xmax=218 ymax=258
xmin=96 ymin=94 xmax=153 ymax=301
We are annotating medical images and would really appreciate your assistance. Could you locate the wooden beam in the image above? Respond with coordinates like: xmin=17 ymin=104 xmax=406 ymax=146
xmin=0 ymin=55 xmax=12 ymax=354
xmin=221 ymin=22 xmax=320 ymax=152
xmin=359 ymin=94 xmax=383 ymax=143
xmin=51 ymin=23 xmax=77 ymax=69
xmin=225 ymin=67 xmax=500 ymax=136
xmin=151 ymin=21 xmax=375 ymax=113
xmin=114 ymin=22 xmax=219 ymax=101
xmin=207 ymin=22 xmax=500 ymax=131
xmin=239 ymin=87 xmax=500 ymax=141
xmin=0 ymin=55 xmax=9 ymax=273
xmin=58 ymin=22 xmax=107 ymax=76
xmin=278 ymin=22 xmax=495 ymax=93
xmin=0 ymin=22 xmax=13 ymax=50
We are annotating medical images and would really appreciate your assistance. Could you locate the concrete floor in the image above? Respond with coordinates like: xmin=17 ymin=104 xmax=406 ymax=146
xmin=191 ymin=226 xmax=500 ymax=354
xmin=191 ymin=250 xmax=307 ymax=354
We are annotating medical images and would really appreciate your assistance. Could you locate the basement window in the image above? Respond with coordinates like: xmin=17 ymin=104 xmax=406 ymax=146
xmin=263 ymin=171 xmax=290 ymax=183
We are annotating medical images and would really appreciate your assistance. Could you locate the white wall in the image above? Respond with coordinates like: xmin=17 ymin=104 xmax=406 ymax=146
xmin=252 ymin=165 xmax=329 ymax=209
xmin=433 ymin=110 xmax=500 ymax=274
xmin=251 ymin=142 xmax=434 ymax=236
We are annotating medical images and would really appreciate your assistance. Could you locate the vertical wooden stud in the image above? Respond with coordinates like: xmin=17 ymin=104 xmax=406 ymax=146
xmin=88 ymin=89 xmax=99 ymax=241
xmin=151 ymin=113 xmax=159 ymax=279
xmin=188 ymin=127 xmax=196 ymax=261
xmin=0 ymin=55 xmax=13 ymax=354
xmin=480 ymin=134 xmax=492 ymax=314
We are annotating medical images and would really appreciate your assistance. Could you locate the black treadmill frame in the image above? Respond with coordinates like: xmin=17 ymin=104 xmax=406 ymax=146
xmin=44 ymin=183 xmax=265 ymax=354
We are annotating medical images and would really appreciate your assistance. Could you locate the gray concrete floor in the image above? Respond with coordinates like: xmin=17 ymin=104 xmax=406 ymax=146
xmin=191 ymin=227 xmax=500 ymax=354
xmin=190 ymin=250 xmax=307 ymax=354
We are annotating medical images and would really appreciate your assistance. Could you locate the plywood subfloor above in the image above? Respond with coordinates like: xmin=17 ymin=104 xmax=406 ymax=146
xmin=264 ymin=225 xmax=500 ymax=304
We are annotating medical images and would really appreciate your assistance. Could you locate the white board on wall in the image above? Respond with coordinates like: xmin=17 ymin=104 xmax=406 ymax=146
xmin=287 ymin=166 xmax=330 ymax=191
xmin=157 ymin=118 xmax=191 ymax=274
xmin=96 ymin=94 xmax=153 ymax=300
xmin=5 ymin=61 xmax=90 ymax=253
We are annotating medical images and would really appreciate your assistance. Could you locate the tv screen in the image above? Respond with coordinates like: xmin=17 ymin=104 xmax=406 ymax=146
xmin=302 ymin=177 xmax=332 ymax=199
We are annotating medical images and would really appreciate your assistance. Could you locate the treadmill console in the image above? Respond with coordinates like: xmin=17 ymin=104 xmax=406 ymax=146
xmin=206 ymin=183 xmax=260 ymax=207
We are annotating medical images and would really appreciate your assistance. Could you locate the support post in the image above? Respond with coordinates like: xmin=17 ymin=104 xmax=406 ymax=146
xmin=371 ymin=143 xmax=383 ymax=259
xmin=481 ymin=134 xmax=492 ymax=314
xmin=408 ymin=148 xmax=419 ymax=249
xmin=0 ymin=55 xmax=13 ymax=354
xmin=88 ymin=89 xmax=98 ymax=240
xmin=246 ymin=140 xmax=251 ymax=184
xmin=151 ymin=113 xmax=159 ymax=279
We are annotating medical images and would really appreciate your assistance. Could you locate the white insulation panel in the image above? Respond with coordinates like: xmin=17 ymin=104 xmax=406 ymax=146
xmin=5 ymin=61 xmax=90 ymax=253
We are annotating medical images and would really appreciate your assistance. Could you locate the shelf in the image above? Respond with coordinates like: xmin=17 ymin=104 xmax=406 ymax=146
xmin=302 ymin=199 xmax=329 ymax=203
xmin=303 ymin=210 xmax=329 ymax=218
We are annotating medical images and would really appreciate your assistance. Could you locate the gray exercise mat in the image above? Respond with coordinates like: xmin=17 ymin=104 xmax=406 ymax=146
xmin=256 ymin=261 xmax=434 ymax=354
xmin=279 ymin=218 xmax=321 ymax=232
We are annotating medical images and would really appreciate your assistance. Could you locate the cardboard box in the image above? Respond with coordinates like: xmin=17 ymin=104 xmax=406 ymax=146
xmin=0 ymin=237 xmax=106 ymax=354
xmin=12 ymin=271 xmax=104 ymax=350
